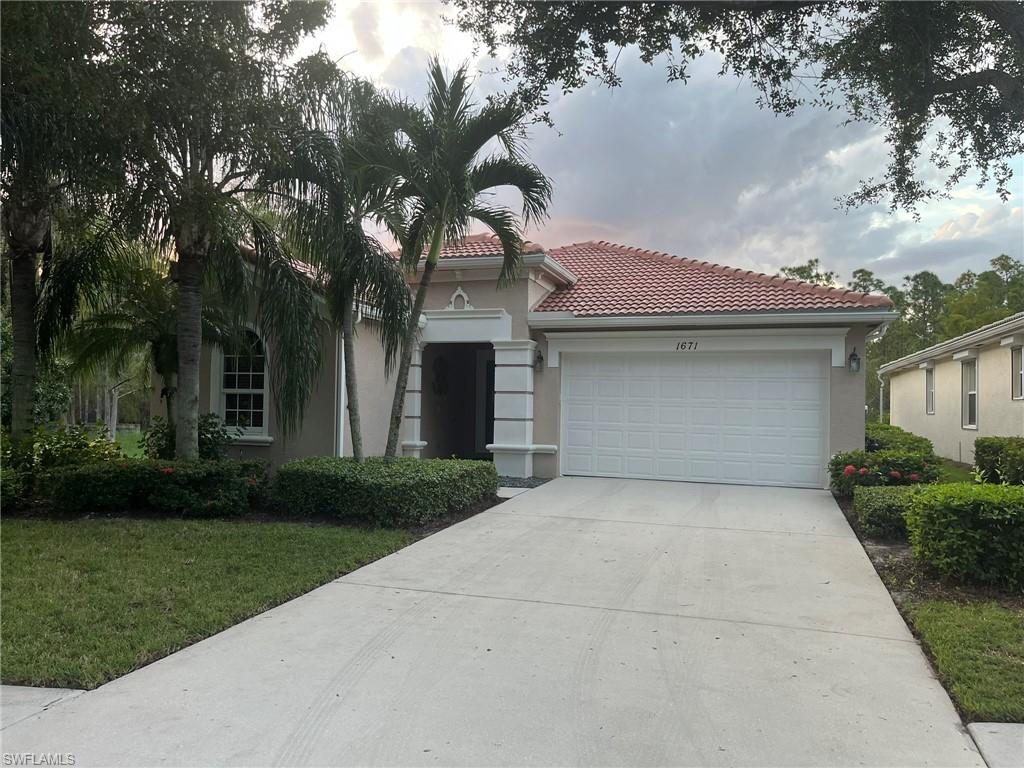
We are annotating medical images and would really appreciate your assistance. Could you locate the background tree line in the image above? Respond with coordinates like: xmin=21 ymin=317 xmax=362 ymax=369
xmin=780 ymin=254 xmax=1024 ymax=417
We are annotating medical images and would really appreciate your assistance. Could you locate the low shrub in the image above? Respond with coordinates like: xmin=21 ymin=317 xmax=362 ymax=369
xmin=1 ymin=425 xmax=122 ymax=472
xmin=974 ymin=436 xmax=1024 ymax=485
xmin=2 ymin=466 xmax=23 ymax=512
xmin=865 ymin=422 xmax=934 ymax=456
xmin=273 ymin=457 xmax=499 ymax=526
xmin=905 ymin=483 xmax=1024 ymax=586
xmin=35 ymin=459 xmax=269 ymax=517
xmin=852 ymin=486 xmax=920 ymax=539
xmin=140 ymin=414 xmax=237 ymax=461
xmin=829 ymin=449 xmax=941 ymax=496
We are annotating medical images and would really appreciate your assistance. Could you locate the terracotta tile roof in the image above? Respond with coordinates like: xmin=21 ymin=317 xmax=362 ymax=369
xmin=436 ymin=233 xmax=545 ymax=259
xmin=534 ymin=241 xmax=894 ymax=316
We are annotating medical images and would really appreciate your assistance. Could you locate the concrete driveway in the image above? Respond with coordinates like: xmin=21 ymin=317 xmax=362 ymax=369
xmin=2 ymin=478 xmax=982 ymax=766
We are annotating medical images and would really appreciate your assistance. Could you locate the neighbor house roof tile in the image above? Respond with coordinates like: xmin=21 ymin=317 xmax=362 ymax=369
xmin=534 ymin=241 xmax=893 ymax=316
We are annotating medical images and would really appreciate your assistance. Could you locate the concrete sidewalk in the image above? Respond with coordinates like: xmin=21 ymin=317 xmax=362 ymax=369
xmin=1 ymin=479 xmax=983 ymax=766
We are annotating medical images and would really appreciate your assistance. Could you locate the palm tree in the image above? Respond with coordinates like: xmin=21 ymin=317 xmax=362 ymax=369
xmin=59 ymin=245 xmax=236 ymax=426
xmin=102 ymin=2 xmax=332 ymax=458
xmin=366 ymin=59 xmax=553 ymax=458
xmin=268 ymin=78 xmax=410 ymax=460
xmin=1 ymin=3 xmax=125 ymax=440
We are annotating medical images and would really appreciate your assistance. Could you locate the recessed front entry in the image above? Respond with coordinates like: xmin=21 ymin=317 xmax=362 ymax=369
xmin=420 ymin=343 xmax=495 ymax=459
xmin=561 ymin=350 xmax=828 ymax=487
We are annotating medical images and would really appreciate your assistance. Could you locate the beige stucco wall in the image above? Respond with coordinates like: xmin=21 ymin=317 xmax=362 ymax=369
xmin=341 ymin=322 xmax=399 ymax=457
xmin=890 ymin=342 xmax=1024 ymax=464
xmin=210 ymin=328 xmax=340 ymax=465
xmin=422 ymin=269 xmax=533 ymax=338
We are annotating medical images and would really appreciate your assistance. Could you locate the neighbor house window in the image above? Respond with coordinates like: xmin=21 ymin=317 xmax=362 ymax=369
xmin=961 ymin=359 xmax=978 ymax=428
xmin=925 ymin=367 xmax=935 ymax=414
xmin=1014 ymin=347 xmax=1023 ymax=400
xmin=221 ymin=329 xmax=266 ymax=434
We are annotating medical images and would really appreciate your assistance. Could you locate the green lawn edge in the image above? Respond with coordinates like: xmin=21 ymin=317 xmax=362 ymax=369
xmin=1 ymin=518 xmax=413 ymax=689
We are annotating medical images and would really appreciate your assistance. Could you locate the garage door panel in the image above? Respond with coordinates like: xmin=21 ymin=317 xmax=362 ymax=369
xmin=659 ymin=379 xmax=689 ymax=399
xmin=628 ymin=431 xmax=655 ymax=450
xmin=562 ymin=351 xmax=827 ymax=488
xmin=566 ymin=428 xmax=593 ymax=448
xmin=690 ymin=380 xmax=723 ymax=399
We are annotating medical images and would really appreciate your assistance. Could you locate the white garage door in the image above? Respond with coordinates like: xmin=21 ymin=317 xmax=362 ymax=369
xmin=561 ymin=351 xmax=828 ymax=488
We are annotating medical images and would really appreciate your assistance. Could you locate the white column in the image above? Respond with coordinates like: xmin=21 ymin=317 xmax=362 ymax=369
xmin=401 ymin=343 xmax=427 ymax=457
xmin=488 ymin=340 xmax=537 ymax=478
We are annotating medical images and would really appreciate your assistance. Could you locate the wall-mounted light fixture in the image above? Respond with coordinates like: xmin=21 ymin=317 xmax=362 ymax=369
xmin=848 ymin=348 xmax=861 ymax=373
xmin=534 ymin=348 xmax=545 ymax=372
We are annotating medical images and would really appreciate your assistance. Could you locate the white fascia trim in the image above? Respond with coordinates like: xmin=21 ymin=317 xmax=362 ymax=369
xmin=529 ymin=309 xmax=896 ymax=329
xmin=880 ymin=313 xmax=1024 ymax=374
xmin=434 ymin=253 xmax=577 ymax=285
xmin=545 ymin=327 xmax=851 ymax=367
xmin=420 ymin=308 xmax=512 ymax=344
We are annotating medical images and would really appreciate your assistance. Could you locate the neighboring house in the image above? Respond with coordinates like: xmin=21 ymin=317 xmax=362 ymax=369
xmin=880 ymin=312 xmax=1024 ymax=465
xmin=197 ymin=235 xmax=895 ymax=488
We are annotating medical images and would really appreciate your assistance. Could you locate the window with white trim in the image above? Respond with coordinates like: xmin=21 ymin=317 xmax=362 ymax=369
xmin=221 ymin=330 xmax=267 ymax=434
xmin=1013 ymin=346 xmax=1023 ymax=400
xmin=961 ymin=359 xmax=978 ymax=428
xmin=925 ymin=367 xmax=935 ymax=414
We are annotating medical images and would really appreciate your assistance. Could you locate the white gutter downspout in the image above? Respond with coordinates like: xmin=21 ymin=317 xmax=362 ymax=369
xmin=877 ymin=369 xmax=886 ymax=424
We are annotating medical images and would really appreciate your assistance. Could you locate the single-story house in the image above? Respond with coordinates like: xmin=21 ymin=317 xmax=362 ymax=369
xmin=199 ymin=235 xmax=896 ymax=488
xmin=879 ymin=312 xmax=1024 ymax=464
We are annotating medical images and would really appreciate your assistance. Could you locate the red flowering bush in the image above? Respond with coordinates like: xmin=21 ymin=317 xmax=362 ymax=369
xmin=828 ymin=449 xmax=940 ymax=496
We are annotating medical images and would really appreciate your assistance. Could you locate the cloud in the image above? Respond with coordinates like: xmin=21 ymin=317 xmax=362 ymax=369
xmin=324 ymin=0 xmax=1024 ymax=285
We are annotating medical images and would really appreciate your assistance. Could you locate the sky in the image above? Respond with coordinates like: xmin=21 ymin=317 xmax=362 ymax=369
xmin=299 ymin=0 xmax=1024 ymax=287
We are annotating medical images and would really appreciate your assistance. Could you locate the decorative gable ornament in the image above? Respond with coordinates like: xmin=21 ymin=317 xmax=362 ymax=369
xmin=445 ymin=286 xmax=474 ymax=311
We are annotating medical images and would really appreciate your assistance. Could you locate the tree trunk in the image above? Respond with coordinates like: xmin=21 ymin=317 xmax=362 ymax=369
xmin=174 ymin=248 xmax=205 ymax=459
xmin=341 ymin=293 xmax=363 ymax=461
xmin=8 ymin=250 xmax=38 ymax=440
xmin=384 ymin=223 xmax=444 ymax=458
xmin=108 ymin=386 xmax=118 ymax=441
xmin=161 ymin=371 xmax=177 ymax=424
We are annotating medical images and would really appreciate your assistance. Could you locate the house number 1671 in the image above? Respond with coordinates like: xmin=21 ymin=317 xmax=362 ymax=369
xmin=675 ymin=341 xmax=698 ymax=351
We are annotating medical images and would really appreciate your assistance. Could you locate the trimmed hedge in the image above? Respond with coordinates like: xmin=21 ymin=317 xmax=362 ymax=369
xmin=853 ymin=485 xmax=920 ymax=540
xmin=273 ymin=457 xmax=499 ymax=526
xmin=905 ymin=483 xmax=1024 ymax=586
xmin=974 ymin=436 xmax=1024 ymax=485
xmin=35 ymin=459 xmax=269 ymax=517
xmin=865 ymin=422 xmax=935 ymax=456
xmin=829 ymin=449 xmax=941 ymax=496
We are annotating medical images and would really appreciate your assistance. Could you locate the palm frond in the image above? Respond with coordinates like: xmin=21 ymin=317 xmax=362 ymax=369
xmin=342 ymin=229 xmax=411 ymax=375
xmin=37 ymin=220 xmax=136 ymax=354
xmin=469 ymin=156 xmax=553 ymax=227
xmin=469 ymin=204 xmax=524 ymax=286
xmin=239 ymin=205 xmax=324 ymax=438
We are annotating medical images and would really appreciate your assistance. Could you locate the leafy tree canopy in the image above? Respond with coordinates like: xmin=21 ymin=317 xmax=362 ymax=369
xmin=449 ymin=1 xmax=1024 ymax=212
xmin=777 ymin=257 xmax=839 ymax=286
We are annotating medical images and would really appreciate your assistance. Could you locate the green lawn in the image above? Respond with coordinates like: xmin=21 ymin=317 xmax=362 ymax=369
xmin=937 ymin=458 xmax=974 ymax=483
xmin=908 ymin=601 xmax=1024 ymax=722
xmin=1 ymin=519 xmax=413 ymax=689
xmin=115 ymin=429 xmax=145 ymax=457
